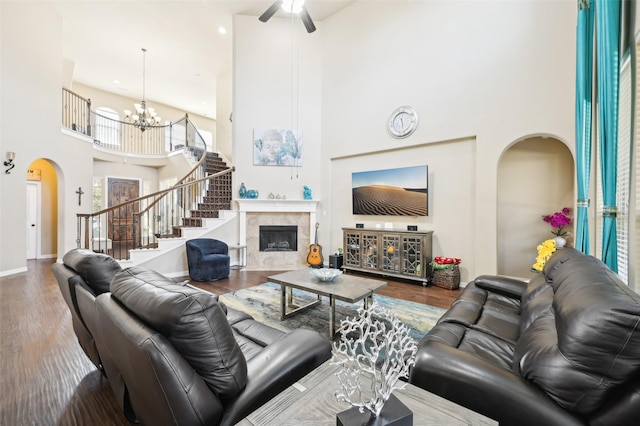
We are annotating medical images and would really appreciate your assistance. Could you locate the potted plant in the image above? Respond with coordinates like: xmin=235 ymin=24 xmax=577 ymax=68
xmin=542 ymin=207 xmax=572 ymax=247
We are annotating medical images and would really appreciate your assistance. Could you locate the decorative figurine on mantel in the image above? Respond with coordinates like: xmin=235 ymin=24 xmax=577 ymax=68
xmin=303 ymin=185 xmax=312 ymax=200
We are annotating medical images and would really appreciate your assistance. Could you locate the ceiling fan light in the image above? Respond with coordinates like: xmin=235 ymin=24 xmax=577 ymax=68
xmin=124 ymin=109 xmax=132 ymax=117
xmin=281 ymin=0 xmax=304 ymax=14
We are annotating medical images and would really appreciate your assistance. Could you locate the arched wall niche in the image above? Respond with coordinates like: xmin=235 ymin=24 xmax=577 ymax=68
xmin=497 ymin=135 xmax=575 ymax=278
xmin=26 ymin=158 xmax=59 ymax=259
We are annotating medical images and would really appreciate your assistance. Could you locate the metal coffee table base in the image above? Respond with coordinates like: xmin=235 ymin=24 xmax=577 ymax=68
xmin=280 ymin=285 xmax=374 ymax=338
xmin=269 ymin=269 xmax=387 ymax=339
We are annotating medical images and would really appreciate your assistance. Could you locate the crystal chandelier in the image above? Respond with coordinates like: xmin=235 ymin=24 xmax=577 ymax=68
xmin=124 ymin=48 xmax=161 ymax=132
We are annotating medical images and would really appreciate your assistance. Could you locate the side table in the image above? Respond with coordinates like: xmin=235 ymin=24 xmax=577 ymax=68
xmin=228 ymin=243 xmax=247 ymax=269
xmin=237 ymin=361 xmax=497 ymax=425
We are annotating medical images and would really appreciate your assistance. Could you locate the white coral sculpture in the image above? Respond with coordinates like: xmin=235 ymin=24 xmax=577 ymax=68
xmin=331 ymin=302 xmax=418 ymax=417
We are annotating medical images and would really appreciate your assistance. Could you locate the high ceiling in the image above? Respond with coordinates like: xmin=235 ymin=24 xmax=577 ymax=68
xmin=50 ymin=1 xmax=355 ymax=120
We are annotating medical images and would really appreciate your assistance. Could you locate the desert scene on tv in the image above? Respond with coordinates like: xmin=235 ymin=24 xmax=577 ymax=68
xmin=352 ymin=165 xmax=428 ymax=216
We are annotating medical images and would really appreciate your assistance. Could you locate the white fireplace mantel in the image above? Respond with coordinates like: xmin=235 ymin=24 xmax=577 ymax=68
xmin=235 ymin=199 xmax=320 ymax=268
xmin=235 ymin=199 xmax=320 ymax=213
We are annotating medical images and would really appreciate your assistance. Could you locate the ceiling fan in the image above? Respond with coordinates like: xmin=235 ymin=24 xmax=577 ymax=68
xmin=259 ymin=0 xmax=317 ymax=33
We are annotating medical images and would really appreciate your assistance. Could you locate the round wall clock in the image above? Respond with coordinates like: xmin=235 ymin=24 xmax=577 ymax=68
xmin=388 ymin=106 xmax=419 ymax=138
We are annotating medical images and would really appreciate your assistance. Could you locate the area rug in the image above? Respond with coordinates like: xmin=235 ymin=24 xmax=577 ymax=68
xmin=219 ymin=282 xmax=445 ymax=341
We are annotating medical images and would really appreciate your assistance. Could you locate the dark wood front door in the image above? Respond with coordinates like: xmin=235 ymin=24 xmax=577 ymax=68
xmin=108 ymin=178 xmax=140 ymax=259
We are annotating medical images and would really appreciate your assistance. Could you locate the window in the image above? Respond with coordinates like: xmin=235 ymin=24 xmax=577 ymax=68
xmin=595 ymin=51 xmax=635 ymax=286
xmin=94 ymin=107 xmax=120 ymax=146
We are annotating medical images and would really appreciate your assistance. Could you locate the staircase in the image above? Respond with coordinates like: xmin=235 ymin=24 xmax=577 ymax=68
xmin=77 ymin=147 xmax=237 ymax=276
xmin=123 ymin=150 xmax=236 ymax=274
xmin=170 ymin=150 xmax=233 ymax=233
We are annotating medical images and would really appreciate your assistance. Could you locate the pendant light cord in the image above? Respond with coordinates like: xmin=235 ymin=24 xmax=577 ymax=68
xmin=290 ymin=14 xmax=300 ymax=179
xmin=141 ymin=48 xmax=147 ymax=103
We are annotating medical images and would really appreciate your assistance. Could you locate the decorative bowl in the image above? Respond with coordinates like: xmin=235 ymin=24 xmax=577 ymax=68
xmin=310 ymin=268 xmax=343 ymax=282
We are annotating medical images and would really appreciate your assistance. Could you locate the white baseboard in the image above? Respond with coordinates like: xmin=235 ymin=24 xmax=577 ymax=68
xmin=0 ymin=266 xmax=29 ymax=277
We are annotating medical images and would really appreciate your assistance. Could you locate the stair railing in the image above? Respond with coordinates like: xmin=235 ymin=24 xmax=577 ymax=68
xmin=133 ymin=121 xmax=213 ymax=245
xmin=77 ymin=167 xmax=234 ymax=260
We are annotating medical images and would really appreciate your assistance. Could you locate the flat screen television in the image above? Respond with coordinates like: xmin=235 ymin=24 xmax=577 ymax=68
xmin=351 ymin=165 xmax=428 ymax=216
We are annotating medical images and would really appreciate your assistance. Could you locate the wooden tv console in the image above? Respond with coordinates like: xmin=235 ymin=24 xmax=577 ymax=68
xmin=342 ymin=228 xmax=433 ymax=286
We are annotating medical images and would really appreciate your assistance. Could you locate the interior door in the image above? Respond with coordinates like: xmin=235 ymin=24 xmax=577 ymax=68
xmin=107 ymin=178 xmax=140 ymax=259
xmin=26 ymin=182 xmax=39 ymax=259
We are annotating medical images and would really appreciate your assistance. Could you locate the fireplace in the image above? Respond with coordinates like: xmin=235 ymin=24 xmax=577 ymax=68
xmin=236 ymin=199 xmax=318 ymax=270
xmin=259 ymin=225 xmax=298 ymax=252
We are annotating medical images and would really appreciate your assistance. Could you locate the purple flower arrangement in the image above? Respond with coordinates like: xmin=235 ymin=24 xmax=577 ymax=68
xmin=542 ymin=207 xmax=572 ymax=237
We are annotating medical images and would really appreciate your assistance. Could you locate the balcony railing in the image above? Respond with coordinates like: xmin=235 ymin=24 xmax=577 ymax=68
xmin=62 ymin=87 xmax=205 ymax=155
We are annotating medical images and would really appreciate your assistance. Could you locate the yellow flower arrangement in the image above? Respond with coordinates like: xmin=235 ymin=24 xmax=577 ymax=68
xmin=532 ymin=239 xmax=557 ymax=272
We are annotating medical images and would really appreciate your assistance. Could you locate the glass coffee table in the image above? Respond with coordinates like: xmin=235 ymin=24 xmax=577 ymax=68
xmin=268 ymin=269 xmax=387 ymax=338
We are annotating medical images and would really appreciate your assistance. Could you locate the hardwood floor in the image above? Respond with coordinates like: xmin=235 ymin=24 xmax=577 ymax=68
xmin=0 ymin=259 xmax=460 ymax=425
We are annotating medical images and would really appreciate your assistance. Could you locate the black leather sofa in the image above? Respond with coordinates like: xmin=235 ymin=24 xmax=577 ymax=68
xmin=52 ymin=248 xmax=123 ymax=372
xmin=409 ymin=247 xmax=640 ymax=426
xmin=53 ymin=249 xmax=332 ymax=425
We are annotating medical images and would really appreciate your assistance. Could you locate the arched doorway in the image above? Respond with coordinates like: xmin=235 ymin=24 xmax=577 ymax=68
xmin=497 ymin=136 xmax=574 ymax=278
xmin=26 ymin=159 xmax=58 ymax=260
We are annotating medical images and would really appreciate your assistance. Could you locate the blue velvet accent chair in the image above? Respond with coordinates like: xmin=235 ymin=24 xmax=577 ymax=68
xmin=186 ymin=238 xmax=231 ymax=281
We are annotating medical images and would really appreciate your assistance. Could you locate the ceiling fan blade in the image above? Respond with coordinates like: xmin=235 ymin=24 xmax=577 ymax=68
xmin=300 ymin=6 xmax=316 ymax=33
xmin=259 ymin=0 xmax=283 ymax=23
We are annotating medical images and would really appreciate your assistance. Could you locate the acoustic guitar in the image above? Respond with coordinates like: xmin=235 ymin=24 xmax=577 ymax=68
xmin=307 ymin=222 xmax=323 ymax=268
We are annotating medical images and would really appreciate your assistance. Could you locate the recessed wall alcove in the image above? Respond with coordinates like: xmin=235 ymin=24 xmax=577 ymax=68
xmin=497 ymin=136 xmax=574 ymax=278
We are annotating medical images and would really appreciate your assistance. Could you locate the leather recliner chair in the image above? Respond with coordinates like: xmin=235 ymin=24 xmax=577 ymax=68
xmin=410 ymin=247 xmax=640 ymax=425
xmin=52 ymin=248 xmax=123 ymax=372
xmin=54 ymin=249 xmax=332 ymax=425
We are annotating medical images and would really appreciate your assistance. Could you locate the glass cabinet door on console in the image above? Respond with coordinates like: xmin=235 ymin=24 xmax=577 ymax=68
xmin=344 ymin=231 xmax=361 ymax=268
xmin=342 ymin=228 xmax=433 ymax=286
xmin=401 ymin=235 xmax=423 ymax=276
xmin=382 ymin=234 xmax=401 ymax=273
xmin=361 ymin=232 xmax=379 ymax=270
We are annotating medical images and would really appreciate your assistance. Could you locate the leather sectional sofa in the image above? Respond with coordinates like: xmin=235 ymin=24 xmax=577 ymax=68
xmin=53 ymin=249 xmax=332 ymax=425
xmin=409 ymin=247 xmax=640 ymax=425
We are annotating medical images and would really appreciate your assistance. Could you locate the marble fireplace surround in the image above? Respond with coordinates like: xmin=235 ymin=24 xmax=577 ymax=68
xmin=236 ymin=199 xmax=319 ymax=270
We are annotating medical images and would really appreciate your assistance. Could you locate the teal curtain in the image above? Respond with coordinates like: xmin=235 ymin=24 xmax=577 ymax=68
xmin=595 ymin=0 xmax=620 ymax=272
xmin=575 ymin=0 xmax=594 ymax=254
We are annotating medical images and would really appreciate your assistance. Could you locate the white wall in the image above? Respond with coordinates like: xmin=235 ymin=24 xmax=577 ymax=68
xmin=216 ymin=70 xmax=233 ymax=162
xmin=232 ymin=15 xmax=323 ymax=202
xmin=319 ymin=1 xmax=576 ymax=278
xmin=1 ymin=2 xmax=95 ymax=274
